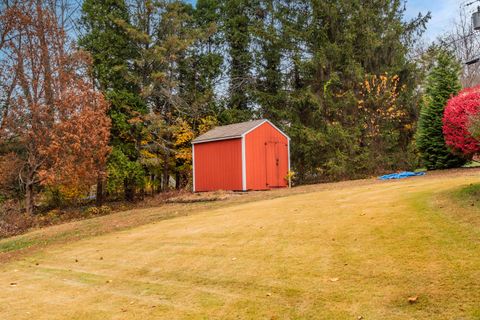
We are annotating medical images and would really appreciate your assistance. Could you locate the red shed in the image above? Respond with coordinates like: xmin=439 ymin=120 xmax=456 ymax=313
xmin=192 ymin=119 xmax=290 ymax=192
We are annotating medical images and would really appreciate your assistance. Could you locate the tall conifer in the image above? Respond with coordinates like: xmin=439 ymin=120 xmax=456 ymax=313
xmin=416 ymin=51 xmax=466 ymax=169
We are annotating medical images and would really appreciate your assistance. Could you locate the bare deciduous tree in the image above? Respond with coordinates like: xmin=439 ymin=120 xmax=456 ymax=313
xmin=441 ymin=6 xmax=480 ymax=87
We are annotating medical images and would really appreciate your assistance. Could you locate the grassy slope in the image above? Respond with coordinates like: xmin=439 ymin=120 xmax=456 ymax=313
xmin=0 ymin=170 xmax=479 ymax=319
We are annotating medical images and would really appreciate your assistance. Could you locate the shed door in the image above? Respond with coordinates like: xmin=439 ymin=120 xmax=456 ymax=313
xmin=265 ymin=141 xmax=288 ymax=188
xmin=265 ymin=142 xmax=280 ymax=187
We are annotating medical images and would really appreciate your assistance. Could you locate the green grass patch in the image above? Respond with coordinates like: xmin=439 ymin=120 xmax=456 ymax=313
xmin=463 ymin=161 xmax=480 ymax=168
xmin=450 ymin=183 xmax=480 ymax=206
xmin=0 ymin=238 xmax=35 ymax=253
xmin=435 ymin=182 xmax=480 ymax=232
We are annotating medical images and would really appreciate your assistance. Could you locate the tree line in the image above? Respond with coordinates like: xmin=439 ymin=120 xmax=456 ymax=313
xmin=1 ymin=0 xmax=444 ymax=214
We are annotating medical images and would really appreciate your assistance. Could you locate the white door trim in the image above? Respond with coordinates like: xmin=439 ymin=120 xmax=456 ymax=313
xmin=287 ymin=139 xmax=291 ymax=188
xmin=192 ymin=144 xmax=196 ymax=192
xmin=241 ymin=136 xmax=247 ymax=191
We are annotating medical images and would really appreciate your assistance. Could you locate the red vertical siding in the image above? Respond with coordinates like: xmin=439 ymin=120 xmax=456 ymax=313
xmin=194 ymin=138 xmax=243 ymax=192
xmin=245 ymin=122 xmax=289 ymax=190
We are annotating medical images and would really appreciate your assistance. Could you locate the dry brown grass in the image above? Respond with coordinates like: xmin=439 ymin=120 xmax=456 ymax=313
xmin=0 ymin=168 xmax=480 ymax=319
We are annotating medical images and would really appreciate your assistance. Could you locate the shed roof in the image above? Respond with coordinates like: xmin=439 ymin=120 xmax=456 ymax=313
xmin=192 ymin=119 xmax=270 ymax=144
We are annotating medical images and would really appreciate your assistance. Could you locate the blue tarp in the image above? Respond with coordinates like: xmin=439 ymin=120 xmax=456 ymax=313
xmin=378 ymin=171 xmax=426 ymax=180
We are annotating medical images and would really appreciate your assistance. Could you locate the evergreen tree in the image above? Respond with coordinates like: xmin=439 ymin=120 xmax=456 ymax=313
xmin=80 ymin=0 xmax=434 ymax=188
xmin=416 ymin=50 xmax=466 ymax=169
xmin=252 ymin=0 xmax=287 ymax=123
xmin=180 ymin=0 xmax=223 ymax=122
xmin=221 ymin=0 xmax=258 ymax=122
xmin=79 ymin=0 xmax=146 ymax=202
xmin=127 ymin=0 xmax=200 ymax=190
xmin=274 ymin=0 xmax=429 ymax=180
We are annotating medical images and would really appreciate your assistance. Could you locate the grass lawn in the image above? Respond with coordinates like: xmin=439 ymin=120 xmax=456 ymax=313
xmin=0 ymin=169 xmax=480 ymax=319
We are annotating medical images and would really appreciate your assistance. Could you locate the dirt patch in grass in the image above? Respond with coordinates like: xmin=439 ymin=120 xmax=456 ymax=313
xmin=165 ymin=190 xmax=235 ymax=203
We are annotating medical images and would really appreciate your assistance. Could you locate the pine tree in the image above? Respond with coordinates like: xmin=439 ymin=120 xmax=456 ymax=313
xmin=127 ymin=0 xmax=200 ymax=191
xmin=79 ymin=0 xmax=135 ymax=92
xmin=182 ymin=0 xmax=223 ymax=122
xmin=79 ymin=0 xmax=146 ymax=202
xmin=263 ymin=0 xmax=430 ymax=180
xmin=416 ymin=50 xmax=466 ymax=169
xmin=221 ymin=0 xmax=258 ymax=122
xmin=252 ymin=0 xmax=287 ymax=123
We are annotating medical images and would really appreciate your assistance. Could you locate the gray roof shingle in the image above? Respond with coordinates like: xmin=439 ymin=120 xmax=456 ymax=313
xmin=192 ymin=119 xmax=267 ymax=143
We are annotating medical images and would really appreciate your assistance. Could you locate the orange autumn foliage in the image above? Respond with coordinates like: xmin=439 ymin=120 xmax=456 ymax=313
xmin=0 ymin=1 xmax=110 ymax=213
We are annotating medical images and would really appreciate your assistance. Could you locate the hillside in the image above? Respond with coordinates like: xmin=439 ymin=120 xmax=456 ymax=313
xmin=1 ymin=169 xmax=480 ymax=319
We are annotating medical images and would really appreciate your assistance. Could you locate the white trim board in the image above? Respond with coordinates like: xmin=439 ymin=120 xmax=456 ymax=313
xmin=241 ymin=136 xmax=247 ymax=191
xmin=192 ymin=144 xmax=196 ymax=192
xmin=240 ymin=119 xmax=290 ymax=141
xmin=192 ymin=120 xmax=291 ymax=145
xmin=287 ymin=139 xmax=291 ymax=187
xmin=191 ymin=136 xmax=243 ymax=144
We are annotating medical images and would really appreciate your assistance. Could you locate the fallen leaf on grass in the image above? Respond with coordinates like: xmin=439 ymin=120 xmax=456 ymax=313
xmin=408 ymin=296 xmax=418 ymax=304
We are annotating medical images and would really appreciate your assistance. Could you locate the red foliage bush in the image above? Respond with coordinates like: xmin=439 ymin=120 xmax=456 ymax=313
xmin=443 ymin=86 xmax=480 ymax=156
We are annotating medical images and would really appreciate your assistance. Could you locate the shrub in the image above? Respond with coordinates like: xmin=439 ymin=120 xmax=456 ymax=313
xmin=0 ymin=152 xmax=23 ymax=198
xmin=84 ymin=205 xmax=112 ymax=217
xmin=443 ymin=86 xmax=480 ymax=156
xmin=469 ymin=112 xmax=480 ymax=142
xmin=44 ymin=188 xmax=66 ymax=208
xmin=41 ymin=209 xmax=62 ymax=224
xmin=0 ymin=205 xmax=35 ymax=238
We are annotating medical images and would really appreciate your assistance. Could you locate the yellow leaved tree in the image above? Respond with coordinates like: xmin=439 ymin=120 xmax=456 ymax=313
xmin=172 ymin=116 xmax=218 ymax=188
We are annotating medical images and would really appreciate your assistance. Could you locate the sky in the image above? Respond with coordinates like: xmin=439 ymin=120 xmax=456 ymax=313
xmin=405 ymin=0 xmax=467 ymax=41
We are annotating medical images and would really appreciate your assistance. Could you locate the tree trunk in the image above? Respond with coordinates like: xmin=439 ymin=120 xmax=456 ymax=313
xmin=162 ymin=154 xmax=169 ymax=191
xmin=175 ymin=171 xmax=181 ymax=190
xmin=96 ymin=175 xmax=104 ymax=207
xmin=155 ymin=175 xmax=161 ymax=194
xmin=124 ymin=178 xmax=135 ymax=202
xmin=35 ymin=1 xmax=55 ymax=112
xmin=25 ymin=182 xmax=34 ymax=215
